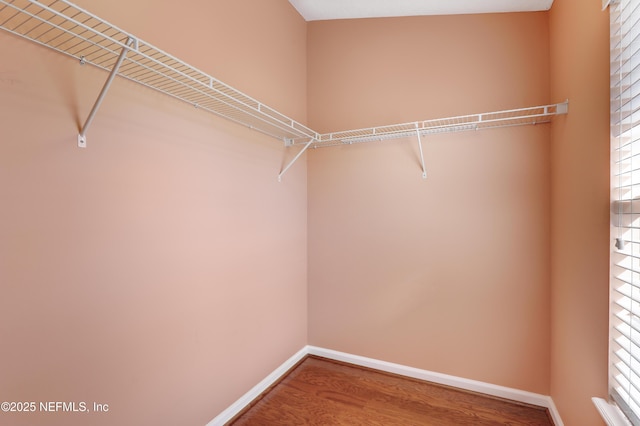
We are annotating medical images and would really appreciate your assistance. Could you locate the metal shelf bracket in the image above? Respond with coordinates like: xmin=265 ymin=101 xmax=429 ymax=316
xmin=78 ymin=37 xmax=135 ymax=148
xmin=278 ymin=138 xmax=315 ymax=182
xmin=415 ymin=124 xmax=427 ymax=179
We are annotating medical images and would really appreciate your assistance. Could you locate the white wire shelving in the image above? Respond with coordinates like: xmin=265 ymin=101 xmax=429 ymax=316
xmin=0 ymin=0 xmax=569 ymax=180
xmin=289 ymin=102 xmax=568 ymax=179
xmin=300 ymin=102 xmax=569 ymax=148
xmin=0 ymin=0 xmax=319 ymax=147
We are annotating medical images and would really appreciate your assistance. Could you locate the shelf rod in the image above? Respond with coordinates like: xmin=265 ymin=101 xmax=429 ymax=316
xmin=415 ymin=124 xmax=427 ymax=179
xmin=278 ymin=138 xmax=314 ymax=182
xmin=78 ymin=37 xmax=135 ymax=148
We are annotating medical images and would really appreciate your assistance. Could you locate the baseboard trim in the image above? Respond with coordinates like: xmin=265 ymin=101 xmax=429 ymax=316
xmin=208 ymin=345 xmax=564 ymax=426
xmin=206 ymin=346 xmax=308 ymax=426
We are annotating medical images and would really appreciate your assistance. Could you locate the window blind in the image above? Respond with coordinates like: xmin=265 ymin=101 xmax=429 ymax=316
xmin=611 ymin=0 xmax=640 ymax=424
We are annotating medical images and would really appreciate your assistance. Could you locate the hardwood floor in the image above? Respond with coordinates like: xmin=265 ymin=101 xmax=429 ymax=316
xmin=229 ymin=356 xmax=554 ymax=425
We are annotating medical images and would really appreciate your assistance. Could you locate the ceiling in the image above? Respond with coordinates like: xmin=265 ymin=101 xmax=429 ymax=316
xmin=288 ymin=0 xmax=555 ymax=21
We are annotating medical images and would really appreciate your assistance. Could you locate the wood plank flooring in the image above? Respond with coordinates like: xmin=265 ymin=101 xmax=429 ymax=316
xmin=229 ymin=356 xmax=554 ymax=425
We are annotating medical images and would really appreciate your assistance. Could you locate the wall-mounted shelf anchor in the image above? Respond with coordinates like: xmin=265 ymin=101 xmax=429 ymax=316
xmin=77 ymin=36 xmax=135 ymax=148
xmin=556 ymin=100 xmax=569 ymax=114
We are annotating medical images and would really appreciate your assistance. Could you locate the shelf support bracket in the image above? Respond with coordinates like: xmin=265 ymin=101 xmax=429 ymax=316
xmin=415 ymin=124 xmax=427 ymax=179
xmin=278 ymin=138 xmax=315 ymax=182
xmin=78 ymin=37 xmax=135 ymax=148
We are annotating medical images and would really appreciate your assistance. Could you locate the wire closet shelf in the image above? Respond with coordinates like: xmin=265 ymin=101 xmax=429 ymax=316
xmin=0 ymin=0 xmax=568 ymax=159
xmin=0 ymin=0 xmax=319 ymax=144
xmin=302 ymin=103 xmax=568 ymax=148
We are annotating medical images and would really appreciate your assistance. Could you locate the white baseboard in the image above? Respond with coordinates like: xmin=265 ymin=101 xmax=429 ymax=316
xmin=208 ymin=345 xmax=564 ymax=426
xmin=206 ymin=346 xmax=308 ymax=426
xmin=546 ymin=396 xmax=564 ymax=426
xmin=308 ymin=346 xmax=564 ymax=426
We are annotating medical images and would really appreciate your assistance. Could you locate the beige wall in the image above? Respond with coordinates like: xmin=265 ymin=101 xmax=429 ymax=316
xmin=0 ymin=1 xmax=307 ymax=425
xmin=549 ymin=0 xmax=610 ymax=424
xmin=307 ymin=13 xmax=553 ymax=394
xmin=307 ymin=13 xmax=551 ymax=132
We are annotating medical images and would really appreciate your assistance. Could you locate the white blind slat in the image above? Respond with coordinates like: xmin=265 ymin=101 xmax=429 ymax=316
xmin=612 ymin=1 xmax=640 ymax=424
